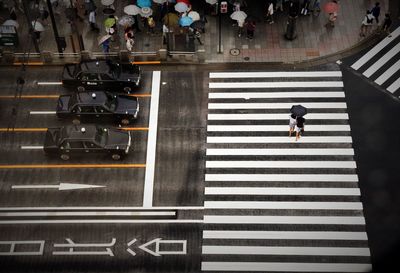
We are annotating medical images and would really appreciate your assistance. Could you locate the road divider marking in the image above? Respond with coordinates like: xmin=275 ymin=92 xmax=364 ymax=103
xmin=0 ymin=127 xmax=148 ymax=132
xmin=36 ymin=82 xmax=63 ymax=85
xmin=0 ymin=164 xmax=146 ymax=169
xmin=0 ymin=211 xmax=176 ymax=217
xmin=20 ymin=146 xmax=43 ymax=150
xmin=29 ymin=111 xmax=56 ymax=115
xmin=0 ymin=94 xmax=150 ymax=99
xmin=0 ymin=219 xmax=203 ymax=224
xmin=13 ymin=62 xmax=44 ymax=66
xmin=132 ymin=61 xmax=161 ymax=65
xmin=12 ymin=183 xmax=105 ymax=191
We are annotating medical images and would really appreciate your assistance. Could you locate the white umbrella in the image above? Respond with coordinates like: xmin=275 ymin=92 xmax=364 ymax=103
xmin=118 ymin=15 xmax=135 ymax=26
xmin=153 ymin=0 xmax=167 ymax=3
xmin=124 ymin=4 xmax=141 ymax=15
xmin=101 ymin=0 xmax=114 ymax=5
xmin=206 ymin=0 xmax=218 ymax=4
xmin=175 ymin=2 xmax=189 ymax=13
xmin=140 ymin=7 xmax=153 ymax=17
xmin=230 ymin=10 xmax=247 ymax=21
xmin=31 ymin=21 xmax=45 ymax=32
xmin=188 ymin=11 xmax=200 ymax=21
xmin=98 ymin=34 xmax=112 ymax=45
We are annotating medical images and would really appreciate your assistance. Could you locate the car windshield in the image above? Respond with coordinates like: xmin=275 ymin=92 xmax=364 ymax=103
xmin=95 ymin=127 xmax=108 ymax=146
xmin=109 ymin=62 xmax=121 ymax=79
xmin=104 ymin=93 xmax=118 ymax=111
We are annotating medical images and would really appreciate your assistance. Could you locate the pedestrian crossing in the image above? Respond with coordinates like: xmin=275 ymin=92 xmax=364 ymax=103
xmin=201 ymin=71 xmax=371 ymax=272
xmin=351 ymin=26 xmax=400 ymax=96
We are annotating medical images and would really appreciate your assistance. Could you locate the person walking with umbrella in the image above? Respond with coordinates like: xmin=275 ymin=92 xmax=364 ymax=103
xmin=295 ymin=116 xmax=306 ymax=141
xmin=289 ymin=113 xmax=297 ymax=137
xmin=290 ymin=105 xmax=307 ymax=140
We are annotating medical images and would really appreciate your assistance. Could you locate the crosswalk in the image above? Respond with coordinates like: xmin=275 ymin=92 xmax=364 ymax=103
xmin=201 ymin=71 xmax=371 ymax=272
xmin=351 ymin=26 xmax=400 ymax=95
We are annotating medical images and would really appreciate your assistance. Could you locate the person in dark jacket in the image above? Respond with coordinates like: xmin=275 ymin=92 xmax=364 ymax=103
xmin=371 ymin=2 xmax=381 ymax=23
xmin=295 ymin=116 xmax=305 ymax=141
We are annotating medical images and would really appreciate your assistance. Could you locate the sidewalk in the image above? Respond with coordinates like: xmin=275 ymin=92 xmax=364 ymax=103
xmin=0 ymin=0 xmax=392 ymax=64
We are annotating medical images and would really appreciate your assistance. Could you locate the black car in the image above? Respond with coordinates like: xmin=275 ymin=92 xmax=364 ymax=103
xmin=56 ymin=91 xmax=139 ymax=125
xmin=44 ymin=125 xmax=131 ymax=160
xmin=62 ymin=60 xmax=141 ymax=92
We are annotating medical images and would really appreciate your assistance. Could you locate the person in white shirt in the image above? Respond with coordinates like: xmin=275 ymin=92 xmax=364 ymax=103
xmin=360 ymin=10 xmax=374 ymax=37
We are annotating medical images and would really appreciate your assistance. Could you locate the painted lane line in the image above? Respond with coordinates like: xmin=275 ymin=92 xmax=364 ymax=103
xmin=210 ymin=71 xmax=342 ymax=78
xmin=204 ymin=201 xmax=363 ymax=210
xmin=208 ymin=113 xmax=349 ymax=120
xmin=375 ymin=58 xmax=400 ymax=85
xmin=0 ymin=206 xmax=204 ymax=211
xmin=207 ymin=136 xmax=353 ymax=143
xmin=351 ymin=26 xmax=400 ymax=70
xmin=0 ymin=94 xmax=150 ymax=99
xmin=205 ymin=174 xmax=359 ymax=182
xmin=206 ymin=161 xmax=356 ymax=169
xmin=209 ymin=92 xmax=345 ymax=99
xmin=206 ymin=148 xmax=355 ymax=156
xmin=363 ymin=44 xmax=400 ymax=77
xmin=0 ymin=211 xmax=176 ymax=217
xmin=143 ymin=71 xmax=161 ymax=208
xmin=36 ymin=82 xmax=63 ymax=85
xmin=207 ymin=125 xmax=351 ymax=132
xmin=0 ymin=164 xmax=146 ymax=169
xmin=202 ymin=245 xmax=370 ymax=256
xmin=209 ymin=81 xmax=344 ymax=89
xmin=12 ymin=183 xmax=105 ymax=191
xmin=1 ymin=127 xmax=148 ymax=132
xmin=29 ymin=111 xmax=56 ymax=115
xmin=208 ymin=102 xmax=347 ymax=109
xmin=202 ymin=262 xmax=372 ymax=272
xmin=204 ymin=187 xmax=361 ymax=196
xmin=202 ymin=230 xmax=368 ymax=240
xmin=203 ymin=215 xmax=365 ymax=225
xmin=20 ymin=146 xmax=44 ymax=150
xmin=0 ymin=219 xmax=203 ymax=224
xmin=387 ymin=76 xmax=400 ymax=93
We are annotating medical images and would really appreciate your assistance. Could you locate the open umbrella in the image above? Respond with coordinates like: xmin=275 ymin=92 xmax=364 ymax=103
xmin=124 ymin=5 xmax=141 ymax=15
xmin=31 ymin=21 xmax=45 ymax=32
xmin=323 ymin=1 xmax=339 ymax=14
xmin=140 ymin=7 xmax=153 ymax=18
xmin=206 ymin=0 xmax=217 ymax=4
xmin=118 ymin=15 xmax=135 ymax=26
xmin=230 ymin=10 xmax=247 ymax=21
xmin=188 ymin=11 xmax=200 ymax=21
xmin=104 ymin=17 xmax=117 ymax=28
xmin=98 ymin=34 xmax=112 ymax=45
xmin=137 ymin=0 xmax=152 ymax=8
xmin=163 ymin=12 xmax=179 ymax=27
xmin=101 ymin=0 xmax=114 ymax=5
xmin=153 ymin=0 xmax=167 ymax=3
xmin=290 ymin=105 xmax=307 ymax=117
xmin=190 ymin=20 xmax=205 ymax=29
xmin=179 ymin=15 xmax=193 ymax=27
xmin=175 ymin=2 xmax=188 ymax=12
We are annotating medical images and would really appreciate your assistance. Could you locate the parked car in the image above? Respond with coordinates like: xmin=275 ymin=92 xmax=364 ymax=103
xmin=44 ymin=125 xmax=131 ymax=160
xmin=62 ymin=60 xmax=141 ymax=92
xmin=56 ymin=91 xmax=139 ymax=125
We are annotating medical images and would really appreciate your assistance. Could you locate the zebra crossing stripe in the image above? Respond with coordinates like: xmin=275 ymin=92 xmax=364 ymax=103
xmin=201 ymin=262 xmax=372 ymax=272
xmin=363 ymin=44 xmax=400 ymax=77
xmin=202 ymin=245 xmax=370 ymax=256
xmin=207 ymin=136 xmax=353 ymax=143
xmin=375 ymin=58 xmax=400 ymax=85
xmin=351 ymin=26 xmax=400 ymax=70
xmin=387 ymin=76 xmax=400 ymax=93
xmin=202 ymin=230 xmax=368 ymax=240
xmin=207 ymin=125 xmax=351 ymax=132
xmin=206 ymin=148 xmax=355 ymax=156
xmin=208 ymin=113 xmax=349 ymax=120
xmin=209 ymin=81 xmax=344 ymax=89
xmin=203 ymin=215 xmax=365 ymax=224
xmin=205 ymin=174 xmax=358 ymax=182
xmin=204 ymin=201 xmax=363 ymax=210
xmin=206 ymin=161 xmax=356 ymax=168
xmin=204 ymin=187 xmax=361 ymax=196
xmin=208 ymin=102 xmax=347 ymax=109
xmin=209 ymin=92 xmax=345 ymax=99
xmin=209 ymin=71 xmax=343 ymax=78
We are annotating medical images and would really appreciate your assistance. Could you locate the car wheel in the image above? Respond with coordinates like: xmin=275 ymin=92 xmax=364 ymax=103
xmin=123 ymin=87 xmax=131 ymax=93
xmin=121 ymin=119 xmax=130 ymax=125
xmin=72 ymin=118 xmax=81 ymax=125
xmin=111 ymin=153 xmax=121 ymax=160
xmin=60 ymin=154 xmax=70 ymax=161
xmin=77 ymin=86 xmax=85 ymax=92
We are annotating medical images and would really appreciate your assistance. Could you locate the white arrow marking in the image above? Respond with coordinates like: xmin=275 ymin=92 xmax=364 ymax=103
xmin=12 ymin=183 xmax=106 ymax=191
xmin=126 ymin=239 xmax=137 ymax=256
xmin=139 ymin=238 xmax=161 ymax=256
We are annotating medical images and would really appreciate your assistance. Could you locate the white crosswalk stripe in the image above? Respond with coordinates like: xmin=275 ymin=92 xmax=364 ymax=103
xmin=351 ymin=26 xmax=400 ymax=95
xmin=202 ymin=70 xmax=370 ymax=272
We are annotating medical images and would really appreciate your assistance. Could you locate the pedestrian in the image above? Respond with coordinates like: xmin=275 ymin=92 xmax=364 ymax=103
xmin=147 ymin=16 xmax=156 ymax=34
xmin=193 ymin=28 xmax=203 ymax=45
xmin=371 ymin=2 xmax=381 ymax=24
xmin=125 ymin=32 xmax=135 ymax=51
xmin=301 ymin=0 xmax=310 ymax=15
xmin=162 ymin=24 xmax=169 ymax=44
xmin=289 ymin=114 xmax=297 ymax=137
xmin=237 ymin=19 xmax=244 ymax=37
xmin=295 ymin=116 xmax=305 ymax=141
xmin=275 ymin=0 xmax=284 ymax=12
xmin=360 ymin=10 xmax=374 ymax=37
xmin=89 ymin=9 xmax=99 ymax=31
xmin=310 ymin=0 xmax=321 ymax=16
xmin=233 ymin=1 xmax=241 ymax=11
xmin=266 ymin=1 xmax=274 ymax=24
xmin=101 ymin=38 xmax=110 ymax=53
xmin=325 ymin=11 xmax=337 ymax=28
xmin=381 ymin=13 xmax=392 ymax=35
xmin=245 ymin=20 xmax=256 ymax=39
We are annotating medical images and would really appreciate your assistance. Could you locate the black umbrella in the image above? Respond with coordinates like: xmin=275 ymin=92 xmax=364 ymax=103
xmin=290 ymin=105 xmax=307 ymax=117
xmin=190 ymin=20 xmax=205 ymax=29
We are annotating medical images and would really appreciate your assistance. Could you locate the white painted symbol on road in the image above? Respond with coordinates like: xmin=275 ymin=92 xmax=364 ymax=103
xmin=0 ymin=240 xmax=45 ymax=256
xmin=139 ymin=238 xmax=187 ymax=256
xmin=29 ymin=111 xmax=57 ymax=115
xmin=53 ymin=238 xmax=116 ymax=256
xmin=126 ymin=239 xmax=137 ymax=256
xmin=36 ymin=82 xmax=63 ymax=85
xmin=12 ymin=183 xmax=106 ymax=191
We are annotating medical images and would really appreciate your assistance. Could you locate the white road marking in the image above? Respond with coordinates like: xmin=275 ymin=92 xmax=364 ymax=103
xmin=208 ymin=102 xmax=347 ymax=109
xmin=204 ymin=215 xmax=365 ymax=225
xmin=201 ymin=262 xmax=372 ymax=272
xmin=206 ymin=148 xmax=354 ymax=156
xmin=205 ymin=174 xmax=358 ymax=182
xmin=387 ymin=76 xmax=400 ymax=93
xmin=204 ymin=201 xmax=363 ymax=210
xmin=207 ymin=125 xmax=350 ymax=132
xmin=375 ymin=58 xmax=400 ymax=85
xmin=209 ymin=81 xmax=344 ymax=89
xmin=29 ymin=111 xmax=56 ymax=115
xmin=204 ymin=187 xmax=360 ymax=196
xmin=0 ymin=219 xmax=203 ymax=224
xmin=363 ymin=44 xmax=400 ymax=77
xmin=12 ymin=183 xmax=105 ymax=191
xmin=0 ymin=206 xmax=204 ymax=211
xmin=202 ymin=230 xmax=368 ymax=240
xmin=207 ymin=136 xmax=353 ymax=143
xmin=20 ymin=146 xmax=44 ymax=150
xmin=36 ymin=82 xmax=63 ymax=85
xmin=143 ymin=71 xmax=161 ymax=208
xmin=209 ymin=71 xmax=342 ymax=78
xmin=208 ymin=113 xmax=349 ymax=120
xmin=202 ymin=245 xmax=370 ymax=256
xmin=206 ymin=161 xmax=356 ymax=168
xmin=351 ymin=26 xmax=400 ymax=70
xmin=209 ymin=92 xmax=345 ymax=99
xmin=0 ymin=211 xmax=176 ymax=217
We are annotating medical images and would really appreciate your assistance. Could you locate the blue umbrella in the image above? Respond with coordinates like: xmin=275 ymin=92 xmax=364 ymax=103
xmin=179 ymin=16 xmax=193 ymax=27
xmin=137 ymin=0 xmax=152 ymax=8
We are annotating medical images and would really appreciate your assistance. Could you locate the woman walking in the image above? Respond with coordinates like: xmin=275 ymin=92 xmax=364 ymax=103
xmin=295 ymin=116 xmax=306 ymax=141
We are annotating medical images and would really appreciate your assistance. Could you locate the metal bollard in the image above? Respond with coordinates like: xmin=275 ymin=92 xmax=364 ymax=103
xmin=80 ymin=50 xmax=92 ymax=61
xmin=197 ymin=49 xmax=205 ymax=63
xmin=159 ymin=49 xmax=167 ymax=61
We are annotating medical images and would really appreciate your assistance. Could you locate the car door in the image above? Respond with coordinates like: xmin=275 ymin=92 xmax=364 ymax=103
xmin=83 ymin=141 xmax=103 ymax=154
xmin=68 ymin=140 xmax=85 ymax=154
xmin=100 ymin=73 xmax=114 ymax=89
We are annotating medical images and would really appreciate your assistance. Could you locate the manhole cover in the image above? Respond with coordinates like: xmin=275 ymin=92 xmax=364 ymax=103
xmin=230 ymin=48 xmax=240 ymax=56
xmin=244 ymin=57 xmax=250 ymax=61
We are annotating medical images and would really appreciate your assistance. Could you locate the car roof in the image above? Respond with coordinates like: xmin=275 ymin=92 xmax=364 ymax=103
xmin=77 ymin=60 xmax=118 ymax=75
xmin=75 ymin=91 xmax=110 ymax=105
xmin=60 ymin=125 xmax=100 ymax=141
